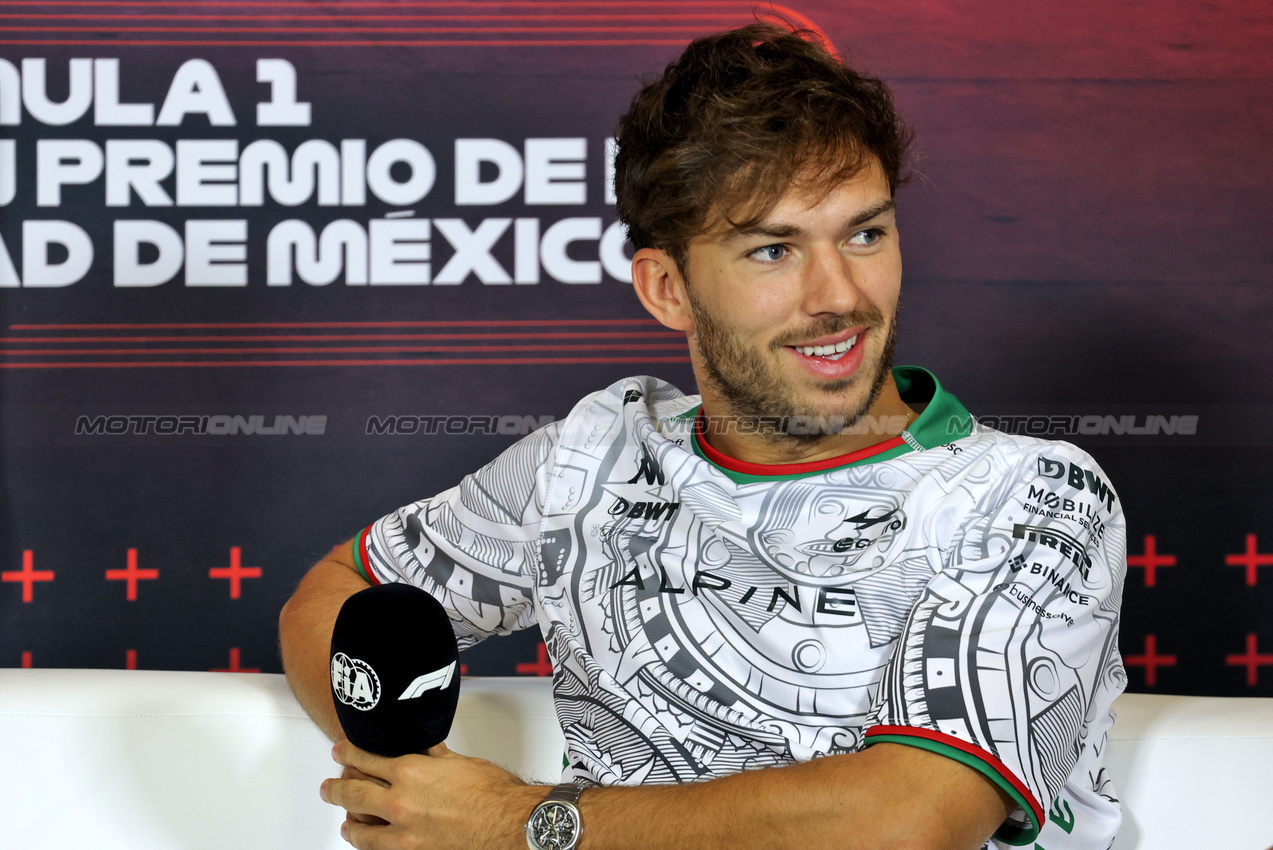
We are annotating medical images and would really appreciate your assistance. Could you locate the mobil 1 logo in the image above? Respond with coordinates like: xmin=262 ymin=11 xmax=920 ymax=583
xmin=1037 ymin=458 xmax=1116 ymax=512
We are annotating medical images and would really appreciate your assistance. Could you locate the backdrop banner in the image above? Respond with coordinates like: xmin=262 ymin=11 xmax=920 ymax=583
xmin=1 ymin=1 xmax=1270 ymax=696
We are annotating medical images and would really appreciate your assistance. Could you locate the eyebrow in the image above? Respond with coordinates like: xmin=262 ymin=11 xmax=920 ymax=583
xmin=724 ymin=198 xmax=897 ymax=243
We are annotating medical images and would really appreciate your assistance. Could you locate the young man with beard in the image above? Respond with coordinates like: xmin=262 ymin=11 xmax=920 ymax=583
xmin=280 ymin=23 xmax=1126 ymax=850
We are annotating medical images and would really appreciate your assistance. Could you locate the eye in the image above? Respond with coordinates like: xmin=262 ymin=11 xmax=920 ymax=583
xmin=749 ymin=244 xmax=788 ymax=263
xmin=848 ymin=228 xmax=885 ymax=247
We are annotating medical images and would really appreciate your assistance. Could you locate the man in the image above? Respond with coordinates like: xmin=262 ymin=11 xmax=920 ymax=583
xmin=280 ymin=23 xmax=1126 ymax=850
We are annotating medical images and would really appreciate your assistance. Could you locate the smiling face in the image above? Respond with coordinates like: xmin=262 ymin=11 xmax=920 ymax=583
xmin=677 ymin=161 xmax=903 ymax=443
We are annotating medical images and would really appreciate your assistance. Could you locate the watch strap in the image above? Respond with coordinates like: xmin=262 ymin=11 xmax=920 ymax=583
xmin=543 ymin=783 xmax=584 ymax=805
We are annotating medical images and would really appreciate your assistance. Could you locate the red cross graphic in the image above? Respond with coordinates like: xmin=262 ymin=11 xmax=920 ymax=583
xmin=1124 ymin=634 xmax=1176 ymax=687
xmin=1226 ymin=633 xmax=1273 ymax=687
xmin=126 ymin=649 xmax=137 ymax=670
xmin=211 ymin=647 xmax=260 ymax=673
xmin=1224 ymin=534 xmax=1273 ymax=586
xmin=21 ymin=651 xmax=32 ymax=668
xmin=1126 ymin=534 xmax=1175 ymax=587
xmin=2 ymin=550 xmax=54 ymax=602
xmin=209 ymin=546 xmax=261 ymax=599
xmin=106 ymin=548 xmax=159 ymax=601
xmin=515 ymin=642 xmax=554 ymax=676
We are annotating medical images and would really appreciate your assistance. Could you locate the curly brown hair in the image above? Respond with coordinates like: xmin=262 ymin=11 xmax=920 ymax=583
xmin=614 ymin=22 xmax=912 ymax=272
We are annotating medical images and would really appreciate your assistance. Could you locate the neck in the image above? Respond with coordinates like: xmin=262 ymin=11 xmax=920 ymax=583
xmin=697 ymin=373 xmax=915 ymax=466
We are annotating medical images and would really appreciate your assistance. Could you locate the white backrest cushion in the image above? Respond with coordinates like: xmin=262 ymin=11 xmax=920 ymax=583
xmin=3 ymin=670 xmax=1272 ymax=849
xmin=1107 ymin=693 xmax=1273 ymax=850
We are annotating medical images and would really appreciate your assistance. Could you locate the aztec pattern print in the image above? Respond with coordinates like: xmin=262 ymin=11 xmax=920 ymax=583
xmin=359 ymin=369 xmax=1127 ymax=848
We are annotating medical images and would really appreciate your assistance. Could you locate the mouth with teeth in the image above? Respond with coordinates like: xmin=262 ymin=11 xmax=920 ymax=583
xmin=782 ymin=327 xmax=868 ymax=380
xmin=791 ymin=334 xmax=859 ymax=362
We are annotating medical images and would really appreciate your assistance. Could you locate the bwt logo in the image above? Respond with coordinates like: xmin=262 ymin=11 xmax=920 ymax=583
xmin=608 ymin=497 xmax=680 ymax=521
xmin=1037 ymin=458 xmax=1116 ymax=511
xmin=75 ymin=414 xmax=326 ymax=436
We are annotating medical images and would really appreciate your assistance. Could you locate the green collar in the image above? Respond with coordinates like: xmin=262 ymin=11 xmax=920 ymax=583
xmin=687 ymin=366 xmax=973 ymax=484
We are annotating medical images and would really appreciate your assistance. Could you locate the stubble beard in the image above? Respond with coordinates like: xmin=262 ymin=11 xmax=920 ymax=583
xmin=686 ymin=285 xmax=899 ymax=447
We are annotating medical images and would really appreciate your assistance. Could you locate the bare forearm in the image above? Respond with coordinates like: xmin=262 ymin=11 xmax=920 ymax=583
xmin=279 ymin=540 xmax=369 ymax=740
xmin=574 ymin=743 xmax=1010 ymax=850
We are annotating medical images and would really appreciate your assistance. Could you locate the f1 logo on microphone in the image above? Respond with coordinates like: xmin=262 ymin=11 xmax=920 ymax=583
xmin=398 ymin=660 xmax=457 ymax=700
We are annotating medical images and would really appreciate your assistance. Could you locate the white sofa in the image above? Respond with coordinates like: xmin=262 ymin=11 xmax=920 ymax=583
xmin=1 ymin=669 xmax=1269 ymax=849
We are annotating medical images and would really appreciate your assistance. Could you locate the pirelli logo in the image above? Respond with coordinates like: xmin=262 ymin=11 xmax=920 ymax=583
xmin=1012 ymin=523 xmax=1093 ymax=579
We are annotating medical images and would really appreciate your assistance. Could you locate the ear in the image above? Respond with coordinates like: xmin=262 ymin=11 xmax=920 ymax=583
xmin=631 ymin=248 xmax=694 ymax=332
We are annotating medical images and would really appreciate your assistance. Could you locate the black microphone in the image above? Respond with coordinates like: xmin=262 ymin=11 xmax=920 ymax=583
xmin=329 ymin=583 xmax=461 ymax=757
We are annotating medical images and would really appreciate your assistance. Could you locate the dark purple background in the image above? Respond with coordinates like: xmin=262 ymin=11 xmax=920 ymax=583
xmin=2 ymin=1 xmax=1270 ymax=695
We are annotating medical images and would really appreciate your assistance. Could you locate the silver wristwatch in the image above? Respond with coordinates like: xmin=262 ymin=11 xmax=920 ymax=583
xmin=525 ymin=782 xmax=583 ymax=850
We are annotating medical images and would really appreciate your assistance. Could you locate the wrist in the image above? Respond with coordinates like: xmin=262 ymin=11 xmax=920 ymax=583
xmin=505 ymin=783 xmax=552 ymax=850
xmin=524 ymin=782 xmax=586 ymax=850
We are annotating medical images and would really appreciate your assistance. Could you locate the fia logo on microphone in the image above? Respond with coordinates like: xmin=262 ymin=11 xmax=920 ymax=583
xmin=331 ymin=652 xmax=381 ymax=711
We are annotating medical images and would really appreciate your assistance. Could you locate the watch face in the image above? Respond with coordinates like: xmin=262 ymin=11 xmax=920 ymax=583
xmin=527 ymin=801 xmax=579 ymax=850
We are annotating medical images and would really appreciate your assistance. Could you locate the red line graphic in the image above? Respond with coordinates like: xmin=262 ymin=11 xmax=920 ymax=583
xmin=0 ymin=12 xmax=745 ymax=20
xmin=0 ymin=1 xmax=824 ymax=47
xmin=5 ymin=24 xmax=737 ymax=33
xmin=0 ymin=344 xmax=689 ymax=356
xmin=0 ymin=38 xmax=711 ymax=45
xmin=1 ymin=319 xmax=689 ymax=368
xmin=2 ymin=331 xmax=682 ymax=343
xmin=0 ymin=356 xmax=694 ymax=369
xmin=9 ymin=320 xmax=662 ymax=330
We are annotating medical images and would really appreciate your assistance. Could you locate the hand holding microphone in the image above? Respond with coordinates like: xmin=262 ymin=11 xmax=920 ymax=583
xmin=322 ymin=583 xmax=538 ymax=847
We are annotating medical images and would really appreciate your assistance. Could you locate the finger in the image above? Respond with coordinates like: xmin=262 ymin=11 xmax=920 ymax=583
xmin=322 ymin=775 xmax=390 ymax=821
xmin=342 ymin=817 xmax=395 ymax=850
xmin=342 ymin=765 xmax=390 ymax=788
xmin=426 ymin=741 xmax=454 ymax=757
xmin=347 ymin=811 xmax=390 ymax=826
xmin=333 ymin=740 xmax=398 ymax=779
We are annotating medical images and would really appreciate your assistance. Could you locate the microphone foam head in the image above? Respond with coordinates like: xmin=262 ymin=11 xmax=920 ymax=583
xmin=329 ymin=583 xmax=461 ymax=756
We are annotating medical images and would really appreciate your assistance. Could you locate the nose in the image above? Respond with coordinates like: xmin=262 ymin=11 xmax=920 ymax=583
xmin=800 ymin=244 xmax=862 ymax=318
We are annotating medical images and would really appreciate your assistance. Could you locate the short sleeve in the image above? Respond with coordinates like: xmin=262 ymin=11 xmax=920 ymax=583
xmin=352 ymin=420 xmax=562 ymax=648
xmin=862 ymin=443 xmax=1126 ymax=845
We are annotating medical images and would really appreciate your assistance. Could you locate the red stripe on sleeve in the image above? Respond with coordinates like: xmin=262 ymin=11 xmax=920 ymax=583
xmin=864 ymin=724 xmax=1044 ymax=826
xmin=356 ymin=526 xmax=380 ymax=585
